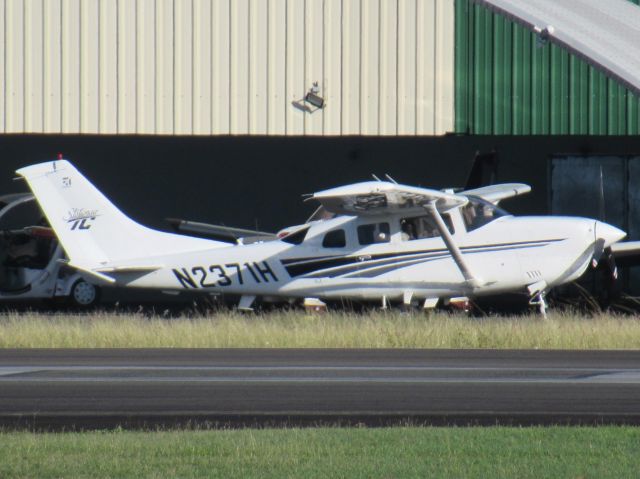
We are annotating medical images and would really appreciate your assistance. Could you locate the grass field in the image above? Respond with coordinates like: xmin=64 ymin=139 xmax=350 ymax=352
xmin=0 ymin=310 xmax=640 ymax=348
xmin=1 ymin=427 xmax=638 ymax=478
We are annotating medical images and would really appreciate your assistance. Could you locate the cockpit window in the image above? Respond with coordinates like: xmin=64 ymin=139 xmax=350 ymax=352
xmin=462 ymin=195 xmax=510 ymax=232
xmin=306 ymin=205 xmax=336 ymax=223
xmin=357 ymin=223 xmax=390 ymax=245
xmin=401 ymin=214 xmax=454 ymax=241
xmin=322 ymin=229 xmax=346 ymax=248
xmin=281 ymin=226 xmax=309 ymax=245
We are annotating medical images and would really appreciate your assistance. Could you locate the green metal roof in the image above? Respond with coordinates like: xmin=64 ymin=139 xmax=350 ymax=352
xmin=455 ymin=0 xmax=640 ymax=135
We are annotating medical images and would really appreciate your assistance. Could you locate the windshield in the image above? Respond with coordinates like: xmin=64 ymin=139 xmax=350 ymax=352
xmin=461 ymin=195 xmax=510 ymax=232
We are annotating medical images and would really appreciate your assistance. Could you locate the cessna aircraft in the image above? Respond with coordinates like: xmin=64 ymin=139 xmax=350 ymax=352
xmin=15 ymin=159 xmax=640 ymax=315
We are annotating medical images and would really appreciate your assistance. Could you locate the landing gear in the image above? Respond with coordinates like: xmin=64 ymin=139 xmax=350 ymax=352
xmin=529 ymin=290 xmax=548 ymax=317
xmin=527 ymin=280 xmax=549 ymax=317
xmin=381 ymin=295 xmax=388 ymax=310
xmin=238 ymin=295 xmax=256 ymax=312
xmin=68 ymin=279 xmax=100 ymax=308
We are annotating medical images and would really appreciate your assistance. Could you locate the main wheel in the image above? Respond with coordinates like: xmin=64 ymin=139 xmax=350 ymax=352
xmin=68 ymin=279 xmax=100 ymax=308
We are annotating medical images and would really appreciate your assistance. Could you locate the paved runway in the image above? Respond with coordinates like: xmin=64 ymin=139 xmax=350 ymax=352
xmin=1 ymin=349 xmax=639 ymax=429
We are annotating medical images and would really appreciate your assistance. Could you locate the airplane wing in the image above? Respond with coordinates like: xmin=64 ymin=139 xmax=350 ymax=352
xmin=610 ymin=241 xmax=640 ymax=267
xmin=311 ymin=181 xmax=468 ymax=216
xmin=166 ymin=218 xmax=277 ymax=245
xmin=461 ymin=183 xmax=531 ymax=205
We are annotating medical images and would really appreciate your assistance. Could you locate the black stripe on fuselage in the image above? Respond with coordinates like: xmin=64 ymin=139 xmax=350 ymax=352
xmin=303 ymin=250 xmax=451 ymax=278
xmin=341 ymin=243 xmax=550 ymax=279
xmin=281 ymin=238 xmax=565 ymax=278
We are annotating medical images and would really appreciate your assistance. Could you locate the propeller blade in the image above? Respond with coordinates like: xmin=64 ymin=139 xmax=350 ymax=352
xmin=595 ymin=246 xmax=620 ymax=308
xmin=592 ymin=238 xmax=606 ymax=268
xmin=593 ymin=244 xmax=618 ymax=281
xmin=605 ymin=248 xmax=618 ymax=281
xmin=598 ymin=165 xmax=606 ymax=222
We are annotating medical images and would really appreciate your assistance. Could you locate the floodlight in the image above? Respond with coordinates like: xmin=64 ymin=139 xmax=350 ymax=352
xmin=304 ymin=82 xmax=325 ymax=109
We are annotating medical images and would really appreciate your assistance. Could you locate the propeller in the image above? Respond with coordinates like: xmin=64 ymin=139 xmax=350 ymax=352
xmin=591 ymin=167 xmax=621 ymax=302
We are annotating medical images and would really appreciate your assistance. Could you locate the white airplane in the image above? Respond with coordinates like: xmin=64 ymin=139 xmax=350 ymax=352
xmin=15 ymin=159 xmax=639 ymax=315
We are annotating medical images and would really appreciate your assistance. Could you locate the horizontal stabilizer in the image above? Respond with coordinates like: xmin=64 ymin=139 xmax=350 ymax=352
xmin=166 ymin=218 xmax=276 ymax=244
xmin=94 ymin=265 xmax=164 ymax=273
xmin=66 ymin=262 xmax=116 ymax=284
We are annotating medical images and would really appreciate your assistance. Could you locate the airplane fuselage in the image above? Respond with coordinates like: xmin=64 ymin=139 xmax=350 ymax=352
xmin=110 ymin=214 xmax=601 ymax=303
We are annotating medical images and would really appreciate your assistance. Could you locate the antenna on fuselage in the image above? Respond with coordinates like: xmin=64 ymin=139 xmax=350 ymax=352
xmin=371 ymin=174 xmax=382 ymax=181
xmin=384 ymin=174 xmax=398 ymax=184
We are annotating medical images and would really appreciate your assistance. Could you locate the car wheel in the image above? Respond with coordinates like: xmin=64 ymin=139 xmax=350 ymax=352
xmin=69 ymin=279 xmax=100 ymax=308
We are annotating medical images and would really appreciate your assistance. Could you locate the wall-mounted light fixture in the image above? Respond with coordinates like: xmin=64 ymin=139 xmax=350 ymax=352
xmin=304 ymin=82 xmax=325 ymax=110
xmin=292 ymin=82 xmax=325 ymax=113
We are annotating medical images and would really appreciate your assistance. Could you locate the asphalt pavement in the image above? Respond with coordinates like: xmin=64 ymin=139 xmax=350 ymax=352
xmin=0 ymin=349 xmax=639 ymax=429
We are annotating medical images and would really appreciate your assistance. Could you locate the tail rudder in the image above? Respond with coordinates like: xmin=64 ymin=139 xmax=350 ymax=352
xmin=16 ymin=159 xmax=225 ymax=267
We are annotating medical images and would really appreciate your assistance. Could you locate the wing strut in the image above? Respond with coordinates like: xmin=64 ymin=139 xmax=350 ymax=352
xmin=425 ymin=201 xmax=482 ymax=289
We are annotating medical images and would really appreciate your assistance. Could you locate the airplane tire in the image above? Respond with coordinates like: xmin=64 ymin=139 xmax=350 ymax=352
xmin=68 ymin=279 xmax=100 ymax=308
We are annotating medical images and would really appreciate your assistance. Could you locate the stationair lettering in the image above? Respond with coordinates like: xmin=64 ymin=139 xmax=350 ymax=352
xmin=172 ymin=261 xmax=278 ymax=289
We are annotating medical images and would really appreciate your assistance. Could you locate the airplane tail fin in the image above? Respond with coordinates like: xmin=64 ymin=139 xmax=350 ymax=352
xmin=16 ymin=160 xmax=225 ymax=269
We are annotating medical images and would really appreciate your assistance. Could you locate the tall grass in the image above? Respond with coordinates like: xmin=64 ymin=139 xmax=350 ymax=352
xmin=0 ymin=310 xmax=639 ymax=348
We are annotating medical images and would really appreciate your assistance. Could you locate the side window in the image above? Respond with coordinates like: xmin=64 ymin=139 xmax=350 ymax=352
xmin=322 ymin=229 xmax=346 ymax=248
xmin=400 ymin=214 xmax=454 ymax=241
xmin=462 ymin=197 xmax=507 ymax=232
xmin=280 ymin=226 xmax=309 ymax=245
xmin=357 ymin=223 xmax=390 ymax=245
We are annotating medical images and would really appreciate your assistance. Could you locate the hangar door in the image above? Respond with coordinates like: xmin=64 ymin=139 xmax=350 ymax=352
xmin=550 ymin=156 xmax=640 ymax=293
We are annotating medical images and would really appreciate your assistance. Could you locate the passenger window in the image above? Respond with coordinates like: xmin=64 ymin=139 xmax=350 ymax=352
xmin=400 ymin=215 xmax=453 ymax=241
xmin=322 ymin=229 xmax=346 ymax=248
xmin=357 ymin=223 xmax=390 ymax=245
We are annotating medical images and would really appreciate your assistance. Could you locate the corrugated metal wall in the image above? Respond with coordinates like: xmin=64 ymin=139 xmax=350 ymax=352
xmin=0 ymin=0 xmax=455 ymax=136
xmin=455 ymin=0 xmax=640 ymax=135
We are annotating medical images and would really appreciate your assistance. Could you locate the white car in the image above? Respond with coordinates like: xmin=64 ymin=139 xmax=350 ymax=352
xmin=0 ymin=193 xmax=99 ymax=308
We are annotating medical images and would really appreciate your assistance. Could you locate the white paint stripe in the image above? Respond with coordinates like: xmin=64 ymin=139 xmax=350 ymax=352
xmin=1 ymin=366 xmax=638 ymax=372
xmin=0 ymin=367 xmax=44 ymax=377
xmin=582 ymin=372 xmax=640 ymax=382
xmin=1 ymin=376 xmax=640 ymax=384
